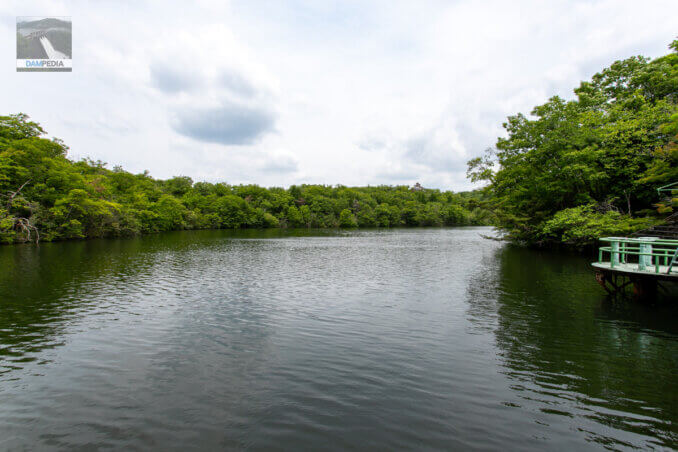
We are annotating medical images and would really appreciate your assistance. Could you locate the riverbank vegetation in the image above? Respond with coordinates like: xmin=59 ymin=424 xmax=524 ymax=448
xmin=0 ymin=115 xmax=492 ymax=244
xmin=467 ymin=39 xmax=678 ymax=247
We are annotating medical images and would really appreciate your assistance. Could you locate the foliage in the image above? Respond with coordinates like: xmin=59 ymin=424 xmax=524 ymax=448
xmin=338 ymin=209 xmax=358 ymax=228
xmin=541 ymin=204 xmax=659 ymax=248
xmin=0 ymin=114 xmax=491 ymax=244
xmin=467 ymin=40 xmax=678 ymax=247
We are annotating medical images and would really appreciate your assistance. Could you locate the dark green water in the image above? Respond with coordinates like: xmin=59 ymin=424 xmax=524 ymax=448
xmin=0 ymin=228 xmax=676 ymax=450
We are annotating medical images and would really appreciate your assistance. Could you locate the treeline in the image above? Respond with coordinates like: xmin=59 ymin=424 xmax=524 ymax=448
xmin=467 ymin=39 xmax=678 ymax=247
xmin=0 ymin=115 xmax=492 ymax=244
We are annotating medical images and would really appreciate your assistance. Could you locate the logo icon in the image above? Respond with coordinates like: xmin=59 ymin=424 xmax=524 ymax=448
xmin=17 ymin=16 xmax=72 ymax=72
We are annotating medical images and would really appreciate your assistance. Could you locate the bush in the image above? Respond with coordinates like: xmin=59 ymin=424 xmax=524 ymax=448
xmin=541 ymin=204 xmax=659 ymax=247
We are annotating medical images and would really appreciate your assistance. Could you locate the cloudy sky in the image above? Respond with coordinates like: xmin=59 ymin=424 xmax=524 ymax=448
xmin=2 ymin=1 xmax=677 ymax=190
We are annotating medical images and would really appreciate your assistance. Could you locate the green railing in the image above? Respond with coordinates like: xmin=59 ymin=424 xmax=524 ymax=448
xmin=598 ymin=237 xmax=678 ymax=275
xmin=657 ymin=181 xmax=678 ymax=196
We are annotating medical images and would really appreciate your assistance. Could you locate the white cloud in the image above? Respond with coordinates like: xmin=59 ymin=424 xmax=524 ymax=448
xmin=1 ymin=0 xmax=677 ymax=190
xmin=258 ymin=149 xmax=299 ymax=174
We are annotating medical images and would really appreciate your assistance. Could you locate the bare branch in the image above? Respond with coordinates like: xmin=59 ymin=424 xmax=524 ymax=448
xmin=4 ymin=180 xmax=31 ymax=209
xmin=11 ymin=217 xmax=40 ymax=244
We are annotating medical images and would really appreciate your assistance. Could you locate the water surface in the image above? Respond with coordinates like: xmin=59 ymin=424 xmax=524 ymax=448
xmin=0 ymin=228 xmax=676 ymax=450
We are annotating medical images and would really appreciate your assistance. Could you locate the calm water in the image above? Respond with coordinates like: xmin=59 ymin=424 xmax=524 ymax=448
xmin=0 ymin=228 xmax=676 ymax=450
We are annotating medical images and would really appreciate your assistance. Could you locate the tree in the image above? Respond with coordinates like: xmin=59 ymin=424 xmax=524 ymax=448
xmin=152 ymin=194 xmax=186 ymax=231
xmin=286 ymin=205 xmax=304 ymax=227
xmin=339 ymin=209 xmax=358 ymax=228
xmin=375 ymin=203 xmax=393 ymax=227
xmin=215 ymin=195 xmax=247 ymax=229
xmin=466 ymin=40 xmax=678 ymax=246
xmin=164 ymin=176 xmax=193 ymax=196
xmin=356 ymin=205 xmax=376 ymax=227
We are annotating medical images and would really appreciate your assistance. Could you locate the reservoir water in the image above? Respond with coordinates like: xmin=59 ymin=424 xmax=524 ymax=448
xmin=0 ymin=227 xmax=676 ymax=450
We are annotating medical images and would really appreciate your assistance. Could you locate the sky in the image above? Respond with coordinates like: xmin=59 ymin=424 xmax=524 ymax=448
xmin=1 ymin=1 xmax=677 ymax=191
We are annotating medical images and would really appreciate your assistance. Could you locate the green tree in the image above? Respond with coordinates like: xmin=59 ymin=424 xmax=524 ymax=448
xmin=339 ymin=208 xmax=358 ymax=228
xmin=286 ymin=205 xmax=304 ymax=227
xmin=356 ymin=205 xmax=377 ymax=227
xmin=467 ymin=40 xmax=678 ymax=246
xmin=152 ymin=194 xmax=186 ymax=231
xmin=375 ymin=203 xmax=393 ymax=227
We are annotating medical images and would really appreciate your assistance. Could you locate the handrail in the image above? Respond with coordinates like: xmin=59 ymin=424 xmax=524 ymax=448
xmin=597 ymin=236 xmax=678 ymax=275
xmin=668 ymin=247 xmax=678 ymax=274
xmin=599 ymin=237 xmax=678 ymax=245
xmin=657 ymin=181 xmax=678 ymax=195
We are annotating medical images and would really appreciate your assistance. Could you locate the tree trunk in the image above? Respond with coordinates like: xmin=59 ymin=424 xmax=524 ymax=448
xmin=624 ymin=191 xmax=632 ymax=217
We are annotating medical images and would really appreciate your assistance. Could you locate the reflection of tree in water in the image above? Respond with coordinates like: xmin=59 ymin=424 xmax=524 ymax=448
xmin=0 ymin=237 xmax=154 ymax=374
xmin=0 ymin=229 xmax=293 ymax=378
xmin=464 ymin=246 xmax=503 ymax=335
xmin=466 ymin=245 xmax=678 ymax=449
xmin=0 ymin=229 xmax=285 ymax=449
xmin=0 ymin=232 xmax=208 ymax=371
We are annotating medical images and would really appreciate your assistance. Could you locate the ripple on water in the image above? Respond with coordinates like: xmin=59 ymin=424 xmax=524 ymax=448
xmin=0 ymin=228 xmax=676 ymax=450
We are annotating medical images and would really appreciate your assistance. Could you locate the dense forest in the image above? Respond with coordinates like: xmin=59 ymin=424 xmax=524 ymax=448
xmin=0 ymin=115 xmax=492 ymax=244
xmin=467 ymin=39 xmax=678 ymax=247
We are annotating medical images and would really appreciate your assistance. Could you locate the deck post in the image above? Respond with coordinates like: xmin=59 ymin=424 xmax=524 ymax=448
xmin=638 ymin=237 xmax=657 ymax=271
xmin=610 ymin=240 xmax=620 ymax=267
